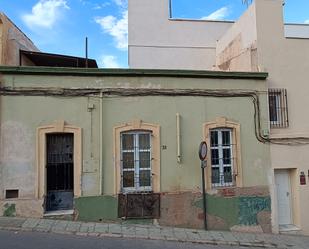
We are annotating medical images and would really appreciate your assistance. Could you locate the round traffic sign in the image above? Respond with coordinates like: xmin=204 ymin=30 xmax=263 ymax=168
xmin=198 ymin=141 xmax=208 ymax=161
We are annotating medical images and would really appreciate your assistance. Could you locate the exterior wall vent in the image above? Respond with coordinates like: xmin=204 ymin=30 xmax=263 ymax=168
xmin=5 ymin=189 xmax=19 ymax=199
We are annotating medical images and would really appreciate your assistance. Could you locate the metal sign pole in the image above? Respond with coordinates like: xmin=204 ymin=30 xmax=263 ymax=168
xmin=198 ymin=141 xmax=208 ymax=230
xmin=201 ymin=160 xmax=207 ymax=230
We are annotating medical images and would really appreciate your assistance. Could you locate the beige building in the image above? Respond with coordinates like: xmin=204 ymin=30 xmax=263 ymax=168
xmin=128 ymin=0 xmax=233 ymax=70
xmin=0 ymin=12 xmax=39 ymax=66
xmin=128 ymin=0 xmax=309 ymax=235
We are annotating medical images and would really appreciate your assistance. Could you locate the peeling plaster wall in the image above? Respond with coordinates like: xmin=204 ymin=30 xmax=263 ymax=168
xmin=192 ymin=187 xmax=271 ymax=232
xmin=215 ymin=3 xmax=258 ymax=72
xmin=73 ymin=189 xmax=271 ymax=233
xmin=0 ymin=73 xmax=270 ymax=231
xmin=0 ymin=121 xmax=34 ymax=197
xmin=0 ymin=94 xmax=101 ymax=216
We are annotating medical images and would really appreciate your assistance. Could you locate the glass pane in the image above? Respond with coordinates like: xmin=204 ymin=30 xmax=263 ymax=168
xmin=139 ymin=133 xmax=150 ymax=150
xmin=139 ymin=170 xmax=151 ymax=187
xmin=139 ymin=151 xmax=150 ymax=168
xmin=123 ymin=171 xmax=135 ymax=188
xmin=223 ymin=148 xmax=231 ymax=164
xmin=211 ymin=149 xmax=219 ymax=165
xmin=210 ymin=131 xmax=218 ymax=147
xmin=122 ymin=134 xmax=134 ymax=150
xmin=224 ymin=167 xmax=232 ymax=183
xmin=122 ymin=152 xmax=134 ymax=169
xmin=211 ymin=167 xmax=220 ymax=184
xmin=222 ymin=131 xmax=231 ymax=146
xmin=269 ymin=95 xmax=278 ymax=122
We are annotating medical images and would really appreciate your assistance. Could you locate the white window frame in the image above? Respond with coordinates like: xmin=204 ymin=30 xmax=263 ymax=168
xmin=120 ymin=131 xmax=152 ymax=193
xmin=210 ymin=128 xmax=234 ymax=188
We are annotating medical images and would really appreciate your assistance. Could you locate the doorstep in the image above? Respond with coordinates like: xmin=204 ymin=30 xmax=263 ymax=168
xmin=44 ymin=210 xmax=74 ymax=217
xmin=279 ymin=224 xmax=301 ymax=235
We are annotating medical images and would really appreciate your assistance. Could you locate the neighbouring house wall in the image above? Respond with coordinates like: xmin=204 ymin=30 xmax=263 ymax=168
xmin=128 ymin=0 xmax=233 ymax=70
xmin=0 ymin=13 xmax=39 ymax=66
xmin=0 ymin=18 xmax=3 ymax=65
xmin=253 ymin=0 xmax=309 ymax=235
xmin=0 ymin=69 xmax=271 ymax=231
xmin=215 ymin=3 xmax=258 ymax=72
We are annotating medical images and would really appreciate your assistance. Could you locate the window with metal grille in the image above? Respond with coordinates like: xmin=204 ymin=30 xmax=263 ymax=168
xmin=121 ymin=131 xmax=152 ymax=192
xmin=210 ymin=129 xmax=235 ymax=187
xmin=268 ymin=89 xmax=289 ymax=128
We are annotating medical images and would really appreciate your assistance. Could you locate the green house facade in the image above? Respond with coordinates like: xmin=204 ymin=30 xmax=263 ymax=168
xmin=0 ymin=66 xmax=271 ymax=232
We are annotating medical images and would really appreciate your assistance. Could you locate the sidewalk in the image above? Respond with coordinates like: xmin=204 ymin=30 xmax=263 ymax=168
xmin=0 ymin=217 xmax=308 ymax=249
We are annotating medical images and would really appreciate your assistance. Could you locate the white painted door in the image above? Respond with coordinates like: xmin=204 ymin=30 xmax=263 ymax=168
xmin=275 ymin=170 xmax=292 ymax=225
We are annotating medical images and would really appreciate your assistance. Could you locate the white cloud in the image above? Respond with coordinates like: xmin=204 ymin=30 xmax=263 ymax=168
xmin=93 ymin=2 xmax=111 ymax=10
xmin=305 ymin=20 xmax=309 ymax=24
xmin=22 ymin=0 xmax=69 ymax=29
xmin=100 ymin=55 xmax=120 ymax=68
xmin=113 ymin=0 xmax=127 ymax=8
xmin=95 ymin=11 xmax=128 ymax=50
xmin=201 ymin=7 xmax=229 ymax=21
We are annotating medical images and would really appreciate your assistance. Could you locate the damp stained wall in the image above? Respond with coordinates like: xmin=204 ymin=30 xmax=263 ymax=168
xmin=0 ymin=70 xmax=270 ymax=219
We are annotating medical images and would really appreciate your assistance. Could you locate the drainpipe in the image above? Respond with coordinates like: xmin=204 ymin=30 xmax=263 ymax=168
xmin=99 ymin=91 xmax=103 ymax=195
xmin=176 ymin=113 xmax=181 ymax=163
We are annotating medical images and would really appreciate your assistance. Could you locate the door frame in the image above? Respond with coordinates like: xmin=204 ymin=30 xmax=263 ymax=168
xmin=275 ymin=169 xmax=293 ymax=226
xmin=36 ymin=120 xmax=82 ymax=202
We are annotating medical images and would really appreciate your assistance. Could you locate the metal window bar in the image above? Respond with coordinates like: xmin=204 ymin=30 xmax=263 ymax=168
xmin=210 ymin=129 xmax=236 ymax=188
xmin=268 ymin=88 xmax=289 ymax=128
xmin=120 ymin=132 xmax=152 ymax=193
xmin=46 ymin=133 xmax=74 ymax=211
xmin=46 ymin=134 xmax=74 ymax=191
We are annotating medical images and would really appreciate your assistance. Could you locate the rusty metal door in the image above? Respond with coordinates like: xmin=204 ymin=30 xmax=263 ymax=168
xmin=46 ymin=133 xmax=74 ymax=211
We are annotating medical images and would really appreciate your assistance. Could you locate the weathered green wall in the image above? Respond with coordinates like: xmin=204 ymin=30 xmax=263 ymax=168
xmin=72 ymin=191 xmax=271 ymax=231
xmin=194 ymin=194 xmax=271 ymax=229
xmin=75 ymin=196 xmax=118 ymax=222
xmin=0 ymin=71 xmax=271 ymax=228
xmin=101 ymin=95 xmax=270 ymax=194
xmin=3 ymin=203 xmax=16 ymax=217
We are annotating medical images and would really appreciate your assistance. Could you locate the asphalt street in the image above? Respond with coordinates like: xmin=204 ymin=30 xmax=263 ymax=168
xmin=0 ymin=230 xmax=264 ymax=249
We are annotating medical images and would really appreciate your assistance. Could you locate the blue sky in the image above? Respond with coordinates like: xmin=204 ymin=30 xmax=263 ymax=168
xmin=1 ymin=0 xmax=309 ymax=68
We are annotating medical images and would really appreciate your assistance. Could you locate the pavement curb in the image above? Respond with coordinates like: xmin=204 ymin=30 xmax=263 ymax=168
xmin=0 ymin=225 xmax=289 ymax=248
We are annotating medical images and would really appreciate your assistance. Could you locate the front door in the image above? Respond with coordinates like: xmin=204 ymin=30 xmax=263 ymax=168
xmin=275 ymin=169 xmax=292 ymax=225
xmin=46 ymin=133 xmax=74 ymax=212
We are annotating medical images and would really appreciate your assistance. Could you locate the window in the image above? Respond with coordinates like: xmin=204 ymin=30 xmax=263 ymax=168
xmin=204 ymin=117 xmax=242 ymax=189
xmin=210 ymin=128 xmax=234 ymax=187
xmin=268 ymin=89 xmax=288 ymax=128
xmin=121 ymin=131 xmax=152 ymax=192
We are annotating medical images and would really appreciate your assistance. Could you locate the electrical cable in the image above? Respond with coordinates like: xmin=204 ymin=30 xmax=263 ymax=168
xmin=0 ymin=86 xmax=308 ymax=145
